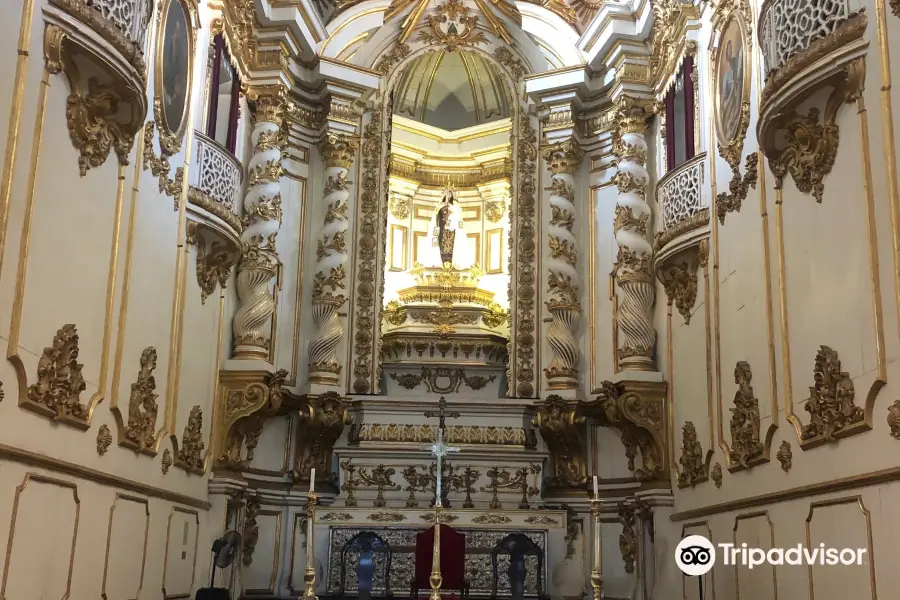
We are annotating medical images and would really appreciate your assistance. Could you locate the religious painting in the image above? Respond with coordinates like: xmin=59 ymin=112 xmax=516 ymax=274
xmin=714 ymin=13 xmax=749 ymax=147
xmin=155 ymin=0 xmax=194 ymax=147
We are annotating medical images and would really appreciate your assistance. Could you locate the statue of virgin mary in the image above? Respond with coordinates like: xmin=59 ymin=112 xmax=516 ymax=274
xmin=424 ymin=185 xmax=472 ymax=269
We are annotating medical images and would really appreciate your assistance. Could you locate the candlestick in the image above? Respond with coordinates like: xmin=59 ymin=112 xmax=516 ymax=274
xmin=429 ymin=506 xmax=443 ymax=600
xmin=303 ymin=492 xmax=319 ymax=600
xmin=310 ymin=468 xmax=316 ymax=492
xmin=590 ymin=499 xmax=603 ymax=600
xmin=592 ymin=475 xmax=598 ymax=499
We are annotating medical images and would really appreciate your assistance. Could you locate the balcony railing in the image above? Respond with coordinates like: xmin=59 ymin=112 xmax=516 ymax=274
xmin=654 ymin=153 xmax=709 ymax=253
xmin=189 ymin=132 xmax=243 ymax=233
xmin=759 ymin=0 xmax=851 ymax=77
xmin=89 ymin=0 xmax=153 ymax=49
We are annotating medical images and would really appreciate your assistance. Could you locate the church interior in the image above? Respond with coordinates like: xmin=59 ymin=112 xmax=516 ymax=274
xmin=0 ymin=0 xmax=897 ymax=598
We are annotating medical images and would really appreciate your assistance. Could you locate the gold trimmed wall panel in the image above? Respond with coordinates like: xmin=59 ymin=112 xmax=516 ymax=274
xmin=162 ymin=506 xmax=200 ymax=599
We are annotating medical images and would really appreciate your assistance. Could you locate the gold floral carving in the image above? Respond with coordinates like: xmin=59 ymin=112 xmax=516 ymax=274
xmin=295 ymin=392 xmax=352 ymax=489
xmin=513 ymin=114 xmax=539 ymax=398
xmin=97 ymin=425 xmax=112 ymax=455
xmin=493 ymin=46 xmax=528 ymax=80
xmin=243 ymin=496 xmax=260 ymax=565
xmin=618 ymin=502 xmax=636 ymax=573
xmin=591 ymin=380 xmax=668 ymax=481
xmin=485 ymin=200 xmax=507 ymax=223
xmin=524 ymin=515 xmax=559 ymax=525
xmin=550 ymin=204 xmax=575 ymax=231
xmin=472 ymin=513 xmax=512 ymax=524
xmin=389 ymin=372 xmax=423 ymax=389
xmin=800 ymin=346 xmax=864 ymax=448
xmin=482 ymin=302 xmax=509 ymax=328
xmin=218 ymin=369 xmax=288 ymax=467
xmin=710 ymin=463 xmax=723 ymax=488
xmin=657 ymin=261 xmax=697 ymax=325
xmin=776 ymin=440 xmax=792 ymax=472
xmin=614 ymin=96 xmax=656 ymax=135
xmin=614 ymin=205 xmax=648 ymax=237
xmin=716 ymin=152 xmax=758 ymax=225
xmin=375 ymin=43 xmax=412 ymax=74
xmin=417 ymin=0 xmax=488 ymax=50
xmin=382 ymin=300 xmax=408 ymax=326
xmin=419 ymin=366 xmax=497 ymax=393
xmin=185 ymin=223 xmax=237 ymax=305
xmin=161 ymin=449 xmax=173 ymax=474
xmin=389 ymin=194 xmax=411 ymax=219
xmin=420 ymin=512 xmax=459 ymax=523
xmin=368 ymin=511 xmax=406 ymax=522
xmin=542 ymin=139 xmax=583 ymax=175
xmin=532 ymin=395 xmax=587 ymax=488
xmin=888 ymin=400 xmax=900 ymax=439
xmin=122 ymin=347 xmax=159 ymax=454
xmin=175 ymin=405 xmax=205 ymax=473
xmin=321 ymin=512 xmax=354 ymax=521
xmin=24 ymin=324 xmax=88 ymax=428
xmin=354 ymin=423 xmax=528 ymax=445
xmin=248 ymin=86 xmax=287 ymax=127
xmin=320 ymin=132 xmax=360 ymax=169
xmin=188 ymin=187 xmax=243 ymax=233
xmin=143 ymin=121 xmax=185 ymax=200
xmin=677 ymin=422 xmax=707 ymax=488
xmin=65 ymin=77 xmax=137 ymax=176
xmin=728 ymin=361 xmax=764 ymax=470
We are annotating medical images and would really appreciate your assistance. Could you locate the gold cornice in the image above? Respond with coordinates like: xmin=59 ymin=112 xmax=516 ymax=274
xmin=523 ymin=64 xmax=587 ymax=81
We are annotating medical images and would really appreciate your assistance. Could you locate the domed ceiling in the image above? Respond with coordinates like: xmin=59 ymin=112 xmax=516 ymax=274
xmin=393 ymin=50 xmax=511 ymax=131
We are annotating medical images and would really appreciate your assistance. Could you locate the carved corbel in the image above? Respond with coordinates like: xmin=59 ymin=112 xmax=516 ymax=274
xmin=657 ymin=258 xmax=698 ymax=325
xmin=185 ymin=222 xmax=239 ymax=304
xmin=589 ymin=380 xmax=668 ymax=480
xmin=216 ymin=369 xmax=289 ymax=467
xmin=292 ymin=391 xmax=352 ymax=491
xmin=531 ymin=395 xmax=588 ymax=489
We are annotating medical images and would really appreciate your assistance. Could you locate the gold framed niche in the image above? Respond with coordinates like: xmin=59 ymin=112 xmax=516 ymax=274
xmin=154 ymin=0 xmax=198 ymax=157
xmin=712 ymin=7 xmax=752 ymax=169
xmin=486 ymin=228 xmax=504 ymax=274
xmin=390 ymin=224 xmax=409 ymax=271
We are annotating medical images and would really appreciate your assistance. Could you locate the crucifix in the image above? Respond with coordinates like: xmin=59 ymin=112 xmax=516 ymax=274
xmin=425 ymin=396 xmax=460 ymax=506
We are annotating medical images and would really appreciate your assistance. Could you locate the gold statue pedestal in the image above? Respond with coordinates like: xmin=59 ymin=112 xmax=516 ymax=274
xmin=381 ymin=263 xmax=509 ymax=397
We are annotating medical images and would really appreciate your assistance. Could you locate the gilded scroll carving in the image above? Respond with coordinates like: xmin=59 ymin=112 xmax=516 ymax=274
xmin=122 ymin=347 xmax=159 ymax=453
xmin=729 ymin=361 xmax=764 ymax=469
xmin=175 ymin=405 xmax=205 ymax=473
xmin=532 ymin=395 xmax=587 ymax=489
xmin=658 ymin=260 xmax=697 ymax=325
xmin=294 ymin=392 xmax=352 ymax=490
xmin=218 ymin=369 xmax=288 ymax=467
xmin=24 ymin=324 xmax=88 ymax=428
xmin=716 ymin=151 xmax=758 ymax=224
xmin=591 ymin=380 xmax=667 ymax=481
xmin=375 ymin=42 xmax=411 ymax=74
xmin=185 ymin=223 xmax=237 ymax=304
xmin=677 ymin=421 xmax=707 ymax=488
xmin=800 ymin=346 xmax=865 ymax=447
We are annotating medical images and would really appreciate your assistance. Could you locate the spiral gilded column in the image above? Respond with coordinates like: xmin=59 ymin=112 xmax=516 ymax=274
xmin=612 ymin=97 xmax=657 ymax=371
xmin=307 ymin=132 xmax=359 ymax=386
xmin=232 ymin=88 xmax=286 ymax=360
xmin=542 ymin=138 xmax=583 ymax=390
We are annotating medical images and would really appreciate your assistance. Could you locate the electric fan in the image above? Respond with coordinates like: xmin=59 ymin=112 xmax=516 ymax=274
xmin=195 ymin=530 xmax=242 ymax=600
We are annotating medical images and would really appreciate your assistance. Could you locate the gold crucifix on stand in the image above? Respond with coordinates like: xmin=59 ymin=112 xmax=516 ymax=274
xmin=424 ymin=397 xmax=460 ymax=600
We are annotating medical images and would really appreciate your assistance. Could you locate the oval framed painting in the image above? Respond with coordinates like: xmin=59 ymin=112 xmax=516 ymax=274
xmin=713 ymin=11 xmax=751 ymax=150
xmin=154 ymin=0 xmax=195 ymax=153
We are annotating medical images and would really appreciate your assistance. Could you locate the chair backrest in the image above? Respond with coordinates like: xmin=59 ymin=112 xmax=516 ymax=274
xmin=414 ymin=524 xmax=466 ymax=589
xmin=490 ymin=533 xmax=543 ymax=600
xmin=340 ymin=531 xmax=393 ymax=599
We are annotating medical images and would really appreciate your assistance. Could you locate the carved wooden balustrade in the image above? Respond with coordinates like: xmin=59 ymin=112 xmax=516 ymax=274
xmin=652 ymin=152 xmax=709 ymax=259
xmin=189 ymin=131 xmax=244 ymax=235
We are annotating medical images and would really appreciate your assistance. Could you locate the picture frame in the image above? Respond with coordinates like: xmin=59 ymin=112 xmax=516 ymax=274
xmin=713 ymin=10 xmax=751 ymax=168
xmin=154 ymin=0 xmax=196 ymax=156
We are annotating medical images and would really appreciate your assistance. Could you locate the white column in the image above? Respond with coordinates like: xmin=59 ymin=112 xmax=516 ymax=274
xmin=613 ymin=98 xmax=656 ymax=371
xmin=232 ymin=88 xmax=285 ymax=360
xmin=308 ymin=132 xmax=358 ymax=386
xmin=542 ymin=139 xmax=583 ymax=390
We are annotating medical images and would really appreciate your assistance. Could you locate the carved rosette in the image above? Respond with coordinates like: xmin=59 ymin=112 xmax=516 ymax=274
xmin=612 ymin=98 xmax=657 ymax=371
xmin=294 ymin=392 xmax=352 ymax=491
xmin=542 ymin=139 xmax=583 ymax=390
xmin=309 ymin=132 xmax=358 ymax=386
xmin=217 ymin=369 xmax=288 ymax=467
xmin=532 ymin=395 xmax=587 ymax=489
xmin=233 ymin=87 xmax=286 ymax=360
xmin=590 ymin=380 xmax=668 ymax=480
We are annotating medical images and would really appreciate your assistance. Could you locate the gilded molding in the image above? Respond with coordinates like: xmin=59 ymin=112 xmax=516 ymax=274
xmin=217 ymin=369 xmax=287 ymax=467
xmin=493 ymin=46 xmax=528 ymax=80
xmin=122 ymin=347 xmax=159 ymax=454
xmin=375 ymin=43 xmax=412 ymax=74
xmin=776 ymin=440 xmax=792 ymax=471
xmin=657 ymin=261 xmax=697 ymax=325
xmin=23 ymin=324 xmax=89 ymax=429
xmin=799 ymin=346 xmax=865 ymax=448
xmin=542 ymin=139 xmax=583 ymax=175
xmin=175 ymin=405 xmax=205 ymax=473
xmin=591 ymin=380 xmax=668 ymax=481
xmin=653 ymin=209 xmax=709 ymax=253
xmin=728 ymin=361 xmax=764 ymax=470
xmin=532 ymin=395 xmax=588 ymax=489
xmin=294 ymin=392 xmax=352 ymax=490
xmin=97 ymin=425 xmax=112 ymax=455
xmin=188 ymin=187 xmax=243 ymax=233
xmin=353 ymin=423 xmax=529 ymax=445
xmin=677 ymin=422 xmax=708 ymax=488
xmin=472 ymin=513 xmax=512 ymax=524
xmin=369 ymin=511 xmax=406 ymax=522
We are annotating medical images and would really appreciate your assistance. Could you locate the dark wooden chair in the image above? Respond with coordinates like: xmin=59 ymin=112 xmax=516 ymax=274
xmin=490 ymin=533 xmax=546 ymax=600
xmin=339 ymin=531 xmax=393 ymax=600
xmin=410 ymin=524 xmax=469 ymax=600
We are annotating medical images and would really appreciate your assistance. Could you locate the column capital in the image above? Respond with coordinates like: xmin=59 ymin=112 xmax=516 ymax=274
xmin=614 ymin=96 xmax=659 ymax=135
xmin=319 ymin=132 xmax=360 ymax=169
xmin=247 ymin=84 xmax=289 ymax=126
xmin=541 ymin=138 xmax=584 ymax=175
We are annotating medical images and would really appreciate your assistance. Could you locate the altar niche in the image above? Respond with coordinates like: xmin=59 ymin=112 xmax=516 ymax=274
xmin=348 ymin=47 xmax=540 ymax=398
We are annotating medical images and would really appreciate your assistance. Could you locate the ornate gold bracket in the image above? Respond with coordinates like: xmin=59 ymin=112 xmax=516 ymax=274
xmin=532 ymin=395 xmax=588 ymax=490
xmin=589 ymin=380 xmax=668 ymax=481
xmin=185 ymin=222 xmax=240 ymax=305
xmin=291 ymin=391 xmax=352 ymax=491
xmin=657 ymin=257 xmax=698 ymax=325
xmin=216 ymin=369 xmax=289 ymax=467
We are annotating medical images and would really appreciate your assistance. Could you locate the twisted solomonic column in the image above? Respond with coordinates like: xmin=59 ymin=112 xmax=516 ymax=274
xmin=612 ymin=98 xmax=656 ymax=371
xmin=307 ymin=132 xmax=359 ymax=386
xmin=542 ymin=139 xmax=583 ymax=390
xmin=233 ymin=88 xmax=286 ymax=360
